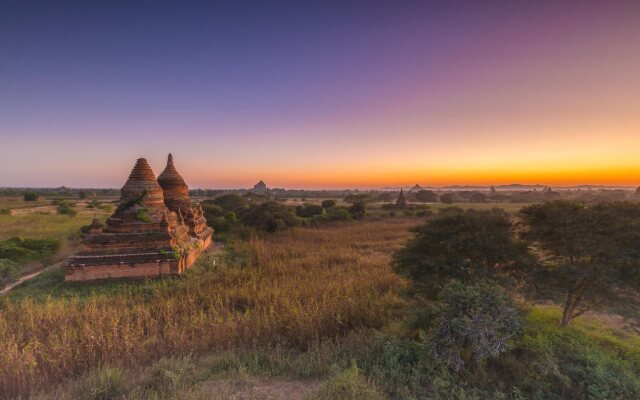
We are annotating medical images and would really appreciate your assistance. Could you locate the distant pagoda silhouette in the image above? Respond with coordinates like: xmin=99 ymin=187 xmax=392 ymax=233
xmin=396 ymin=188 xmax=407 ymax=208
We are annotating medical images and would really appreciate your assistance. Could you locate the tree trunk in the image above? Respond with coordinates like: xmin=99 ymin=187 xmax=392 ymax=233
xmin=560 ymin=279 xmax=587 ymax=327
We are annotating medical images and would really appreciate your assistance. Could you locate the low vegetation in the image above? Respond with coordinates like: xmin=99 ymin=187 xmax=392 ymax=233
xmin=2 ymin=198 xmax=639 ymax=399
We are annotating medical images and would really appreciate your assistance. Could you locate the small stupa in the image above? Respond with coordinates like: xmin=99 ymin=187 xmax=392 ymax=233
xmin=396 ymin=188 xmax=407 ymax=208
xmin=62 ymin=156 xmax=213 ymax=282
xmin=157 ymin=154 xmax=213 ymax=245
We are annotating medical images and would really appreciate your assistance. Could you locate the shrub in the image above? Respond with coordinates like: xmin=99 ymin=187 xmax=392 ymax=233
xmin=57 ymin=202 xmax=77 ymax=217
xmin=381 ymin=203 xmax=396 ymax=210
xmin=415 ymin=190 xmax=438 ymax=203
xmin=73 ymin=366 xmax=127 ymax=400
xmin=440 ymin=193 xmax=455 ymax=204
xmin=321 ymin=199 xmax=337 ymax=209
xmin=296 ymin=203 xmax=324 ymax=218
xmin=210 ymin=194 xmax=249 ymax=214
xmin=243 ymin=201 xmax=301 ymax=232
xmin=430 ymin=281 xmax=521 ymax=371
xmin=348 ymin=201 xmax=366 ymax=220
xmin=394 ymin=209 xmax=531 ymax=296
xmin=135 ymin=209 xmax=152 ymax=223
xmin=0 ymin=259 xmax=21 ymax=287
xmin=308 ymin=361 xmax=385 ymax=400
xmin=0 ymin=237 xmax=61 ymax=262
xmin=23 ymin=192 xmax=38 ymax=201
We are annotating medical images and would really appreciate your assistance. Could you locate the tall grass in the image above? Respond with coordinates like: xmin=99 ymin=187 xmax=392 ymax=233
xmin=0 ymin=219 xmax=417 ymax=398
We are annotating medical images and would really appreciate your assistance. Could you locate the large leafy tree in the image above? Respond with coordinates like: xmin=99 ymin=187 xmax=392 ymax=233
xmin=520 ymin=201 xmax=640 ymax=326
xmin=394 ymin=208 xmax=531 ymax=296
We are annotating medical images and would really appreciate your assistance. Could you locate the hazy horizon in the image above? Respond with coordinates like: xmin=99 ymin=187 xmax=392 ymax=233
xmin=2 ymin=1 xmax=639 ymax=188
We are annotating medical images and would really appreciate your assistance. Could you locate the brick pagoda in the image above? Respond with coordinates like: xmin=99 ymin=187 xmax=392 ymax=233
xmin=62 ymin=156 xmax=213 ymax=282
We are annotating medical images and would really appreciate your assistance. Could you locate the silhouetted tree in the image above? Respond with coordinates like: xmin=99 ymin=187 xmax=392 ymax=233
xmin=521 ymin=201 xmax=640 ymax=326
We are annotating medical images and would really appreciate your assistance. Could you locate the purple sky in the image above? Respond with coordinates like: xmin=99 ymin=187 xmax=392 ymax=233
xmin=2 ymin=1 xmax=639 ymax=188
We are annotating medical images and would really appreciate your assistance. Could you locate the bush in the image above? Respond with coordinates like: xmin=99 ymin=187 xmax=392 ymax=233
xmin=415 ymin=190 xmax=438 ymax=203
xmin=381 ymin=203 xmax=396 ymax=210
xmin=73 ymin=366 xmax=127 ymax=400
xmin=243 ymin=201 xmax=301 ymax=232
xmin=321 ymin=199 xmax=337 ymax=209
xmin=348 ymin=201 xmax=366 ymax=220
xmin=440 ymin=193 xmax=455 ymax=204
xmin=0 ymin=237 xmax=61 ymax=262
xmin=430 ymin=281 xmax=521 ymax=371
xmin=57 ymin=202 xmax=77 ymax=217
xmin=296 ymin=203 xmax=324 ymax=218
xmin=309 ymin=361 xmax=385 ymax=400
xmin=394 ymin=209 xmax=531 ymax=296
xmin=209 ymin=194 xmax=248 ymax=214
xmin=0 ymin=259 xmax=21 ymax=287
xmin=23 ymin=192 xmax=38 ymax=201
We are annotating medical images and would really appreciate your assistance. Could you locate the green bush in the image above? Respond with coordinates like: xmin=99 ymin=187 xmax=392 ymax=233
xmin=296 ymin=203 xmax=324 ymax=218
xmin=243 ymin=201 xmax=301 ymax=232
xmin=348 ymin=201 xmax=366 ymax=220
xmin=57 ymin=203 xmax=77 ymax=217
xmin=321 ymin=199 xmax=337 ymax=209
xmin=23 ymin=192 xmax=39 ymax=201
xmin=0 ymin=237 xmax=61 ymax=262
xmin=0 ymin=259 xmax=21 ymax=287
xmin=430 ymin=281 xmax=521 ymax=371
xmin=73 ymin=366 xmax=127 ymax=400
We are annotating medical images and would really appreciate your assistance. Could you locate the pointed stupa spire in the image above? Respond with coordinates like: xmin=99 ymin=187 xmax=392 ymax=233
xmin=120 ymin=158 xmax=165 ymax=209
xmin=396 ymin=188 xmax=407 ymax=208
xmin=158 ymin=153 xmax=189 ymax=212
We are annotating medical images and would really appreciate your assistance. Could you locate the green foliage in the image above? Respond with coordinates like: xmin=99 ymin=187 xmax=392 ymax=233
xmin=394 ymin=209 xmax=531 ymax=296
xmin=57 ymin=203 xmax=77 ymax=217
xmin=23 ymin=192 xmax=39 ymax=201
xmin=296 ymin=203 xmax=324 ymax=218
xmin=415 ymin=190 xmax=438 ymax=203
xmin=209 ymin=194 xmax=249 ymax=214
xmin=520 ymin=201 xmax=640 ymax=325
xmin=348 ymin=201 xmax=366 ymax=220
xmin=0 ymin=237 xmax=60 ymax=262
xmin=78 ymin=191 xmax=88 ymax=199
xmin=116 ymin=189 xmax=147 ymax=213
xmin=0 ymin=258 xmax=21 ymax=287
xmin=224 ymin=211 xmax=237 ymax=222
xmin=309 ymin=361 xmax=386 ymax=400
xmin=73 ymin=366 xmax=127 ymax=400
xmin=321 ymin=199 xmax=337 ymax=209
xmin=243 ymin=201 xmax=301 ymax=232
xmin=344 ymin=193 xmax=372 ymax=204
xmin=439 ymin=193 xmax=455 ymax=204
xmin=134 ymin=209 xmax=152 ymax=223
xmin=430 ymin=281 xmax=521 ymax=371
xmin=469 ymin=192 xmax=487 ymax=203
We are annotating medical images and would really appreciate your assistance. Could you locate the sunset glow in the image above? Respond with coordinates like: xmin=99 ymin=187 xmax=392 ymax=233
xmin=1 ymin=1 xmax=639 ymax=188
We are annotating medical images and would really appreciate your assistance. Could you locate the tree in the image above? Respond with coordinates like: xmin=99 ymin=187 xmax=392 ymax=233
xmin=520 ymin=201 xmax=640 ymax=326
xmin=210 ymin=194 xmax=248 ymax=215
xmin=415 ymin=190 xmax=438 ymax=203
xmin=439 ymin=193 xmax=455 ymax=204
xmin=23 ymin=192 xmax=38 ymax=201
xmin=78 ymin=191 xmax=88 ymax=199
xmin=296 ymin=203 xmax=323 ymax=218
xmin=394 ymin=209 xmax=531 ymax=296
xmin=243 ymin=201 xmax=300 ymax=232
xmin=430 ymin=281 xmax=521 ymax=371
xmin=469 ymin=192 xmax=487 ymax=203
xmin=348 ymin=201 xmax=366 ymax=220
xmin=344 ymin=193 xmax=372 ymax=204
xmin=321 ymin=199 xmax=336 ymax=209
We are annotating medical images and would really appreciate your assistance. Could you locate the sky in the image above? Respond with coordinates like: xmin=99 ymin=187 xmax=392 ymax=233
xmin=1 ymin=0 xmax=639 ymax=189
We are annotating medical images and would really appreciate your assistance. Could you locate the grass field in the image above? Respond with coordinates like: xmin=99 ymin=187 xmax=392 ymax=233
xmin=0 ymin=219 xmax=418 ymax=398
xmin=1 ymin=216 xmax=639 ymax=399
xmin=0 ymin=197 xmax=50 ymax=211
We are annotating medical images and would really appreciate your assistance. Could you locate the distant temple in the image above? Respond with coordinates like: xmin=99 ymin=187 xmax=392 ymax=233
xmin=252 ymin=180 xmax=268 ymax=195
xmin=62 ymin=155 xmax=213 ymax=282
xmin=408 ymin=184 xmax=423 ymax=193
xmin=395 ymin=188 xmax=407 ymax=208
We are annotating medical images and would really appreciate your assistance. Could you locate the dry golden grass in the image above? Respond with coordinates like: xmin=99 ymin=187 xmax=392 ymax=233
xmin=0 ymin=219 xmax=418 ymax=398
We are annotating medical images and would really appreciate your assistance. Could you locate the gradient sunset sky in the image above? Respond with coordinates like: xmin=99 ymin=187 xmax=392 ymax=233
xmin=1 ymin=0 xmax=639 ymax=189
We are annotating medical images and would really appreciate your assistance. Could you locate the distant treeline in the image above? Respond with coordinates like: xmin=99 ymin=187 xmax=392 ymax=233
xmin=2 ymin=187 xmax=638 ymax=204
